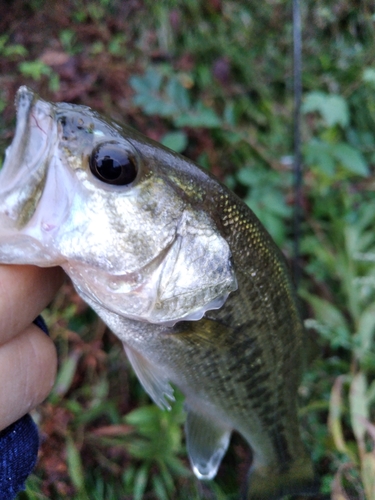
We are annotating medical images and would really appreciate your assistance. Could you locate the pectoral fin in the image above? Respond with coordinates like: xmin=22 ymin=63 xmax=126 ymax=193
xmin=185 ymin=406 xmax=231 ymax=480
xmin=123 ymin=344 xmax=175 ymax=410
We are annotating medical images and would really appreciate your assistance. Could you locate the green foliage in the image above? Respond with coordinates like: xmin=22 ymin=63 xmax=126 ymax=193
xmin=122 ymin=398 xmax=189 ymax=500
xmin=302 ymin=88 xmax=370 ymax=190
xmin=302 ymin=197 xmax=375 ymax=359
xmin=305 ymin=139 xmax=368 ymax=183
xmin=303 ymin=92 xmax=350 ymax=128
xmin=161 ymin=131 xmax=188 ymax=153
xmin=300 ymin=192 xmax=375 ymax=497
xmin=0 ymin=35 xmax=28 ymax=59
xmin=130 ymin=68 xmax=221 ymax=128
xmin=18 ymin=61 xmax=60 ymax=92
xmin=59 ymin=29 xmax=81 ymax=55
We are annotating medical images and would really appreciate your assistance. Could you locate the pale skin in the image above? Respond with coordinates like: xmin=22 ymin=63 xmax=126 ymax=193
xmin=0 ymin=265 xmax=64 ymax=431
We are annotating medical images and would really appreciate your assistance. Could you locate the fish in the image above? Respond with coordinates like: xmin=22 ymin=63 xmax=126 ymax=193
xmin=0 ymin=86 xmax=317 ymax=499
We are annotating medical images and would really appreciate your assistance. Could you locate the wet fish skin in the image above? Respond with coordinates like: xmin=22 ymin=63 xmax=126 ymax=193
xmin=0 ymin=87 xmax=316 ymax=498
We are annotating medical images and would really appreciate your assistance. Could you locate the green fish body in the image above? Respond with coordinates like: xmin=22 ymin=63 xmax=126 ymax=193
xmin=0 ymin=87 xmax=316 ymax=498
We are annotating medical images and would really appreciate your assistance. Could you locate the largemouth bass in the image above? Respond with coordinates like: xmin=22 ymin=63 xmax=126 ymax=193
xmin=0 ymin=87 xmax=316 ymax=499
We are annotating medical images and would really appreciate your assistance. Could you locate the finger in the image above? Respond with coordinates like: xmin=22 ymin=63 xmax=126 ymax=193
xmin=0 ymin=324 xmax=57 ymax=431
xmin=0 ymin=265 xmax=64 ymax=346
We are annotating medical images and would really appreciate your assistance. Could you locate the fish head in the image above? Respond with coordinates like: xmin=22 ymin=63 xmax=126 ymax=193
xmin=0 ymin=87 xmax=237 ymax=325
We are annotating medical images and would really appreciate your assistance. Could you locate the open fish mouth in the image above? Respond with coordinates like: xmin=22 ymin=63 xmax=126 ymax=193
xmin=0 ymin=87 xmax=65 ymax=265
xmin=0 ymin=86 xmax=55 ymax=229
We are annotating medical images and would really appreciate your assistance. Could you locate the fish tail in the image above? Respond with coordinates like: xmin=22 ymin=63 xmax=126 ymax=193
xmin=244 ymin=457 xmax=319 ymax=500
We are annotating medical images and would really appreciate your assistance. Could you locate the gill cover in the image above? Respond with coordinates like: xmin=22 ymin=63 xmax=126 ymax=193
xmin=72 ymin=207 xmax=237 ymax=326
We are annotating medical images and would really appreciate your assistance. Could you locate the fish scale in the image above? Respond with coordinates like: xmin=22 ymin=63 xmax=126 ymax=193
xmin=0 ymin=87 xmax=318 ymax=499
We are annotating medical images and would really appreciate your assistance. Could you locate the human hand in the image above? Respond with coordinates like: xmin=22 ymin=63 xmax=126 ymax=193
xmin=0 ymin=265 xmax=64 ymax=431
xmin=0 ymin=265 xmax=64 ymax=499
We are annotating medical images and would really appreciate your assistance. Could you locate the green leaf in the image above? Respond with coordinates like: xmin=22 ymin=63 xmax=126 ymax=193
xmin=166 ymin=78 xmax=190 ymax=110
xmin=302 ymin=293 xmax=351 ymax=349
xmin=363 ymin=67 xmax=375 ymax=86
xmin=262 ymin=191 xmax=292 ymax=217
xmin=302 ymin=91 xmax=326 ymax=113
xmin=349 ymin=372 xmax=369 ymax=445
xmin=136 ymin=68 xmax=163 ymax=92
xmin=52 ymin=350 xmax=80 ymax=398
xmin=303 ymin=91 xmax=349 ymax=127
xmin=125 ymin=405 xmax=161 ymax=435
xmin=236 ymin=166 xmax=261 ymax=187
xmin=66 ymin=436 xmax=86 ymax=493
xmin=331 ymin=143 xmax=369 ymax=176
xmin=354 ymin=303 xmax=375 ymax=358
xmin=158 ymin=463 xmax=175 ymax=493
xmin=304 ymin=139 xmax=335 ymax=176
xmin=18 ymin=60 xmax=53 ymax=80
xmin=161 ymin=131 xmax=188 ymax=153
xmin=133 ymin=464 xmax=149 ymax=500
xmin=152 ymin=474 xmax=169 ymax=500
xmin=328 ymin=375 xmax=349 ymax=454
xmin=323 ymin=95 xmax=349 ymax=128
xmin=361 ymin=452 xmax=375 ymax=500
xmin=4 ymin=44 xmax=27 ymax=57
xmin=0 ymin=34 xmax=27 ymax=57
xmin=175 ymin=104 xmax=221 ymax=128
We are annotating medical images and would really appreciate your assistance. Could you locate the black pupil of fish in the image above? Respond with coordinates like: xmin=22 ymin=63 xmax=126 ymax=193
xmin=90 ymin=143 xmax=137 ymax=185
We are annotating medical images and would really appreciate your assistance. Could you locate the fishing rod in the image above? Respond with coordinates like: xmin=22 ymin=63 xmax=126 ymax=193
xmin=293 ymin=0 xmax=303 ymax=288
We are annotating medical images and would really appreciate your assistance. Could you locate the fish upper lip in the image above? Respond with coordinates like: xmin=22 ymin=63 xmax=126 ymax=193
xmin=15 ymin=85 xmax=35 ymax=117
xmin=2 ymin=86 xmax=47 ymax=184
xmin=0 ymin=87 xmax=55 ymax=227
xmin=9 ymin=86 xmax=36 ymax=170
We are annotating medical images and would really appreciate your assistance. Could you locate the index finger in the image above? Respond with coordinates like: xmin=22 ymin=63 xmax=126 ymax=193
xmin=0 ymin=265 xmax=65 ymax=345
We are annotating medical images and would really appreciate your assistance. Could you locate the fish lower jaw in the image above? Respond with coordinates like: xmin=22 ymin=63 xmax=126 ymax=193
xmin=0 ymin=231 xmax=64 ymax=266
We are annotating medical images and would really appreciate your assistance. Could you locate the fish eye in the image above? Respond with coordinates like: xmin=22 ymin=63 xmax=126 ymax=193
xmin=89 ymin=141 xmax=138 ymax=186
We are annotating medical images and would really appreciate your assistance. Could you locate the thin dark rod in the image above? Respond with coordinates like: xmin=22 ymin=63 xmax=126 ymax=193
xmin=292 ymin=0 xmax=302 ymax=288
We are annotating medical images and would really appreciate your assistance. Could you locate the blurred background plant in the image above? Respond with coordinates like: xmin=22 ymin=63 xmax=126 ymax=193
xmin=1 ymin=0 xmax=375 ymax=498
